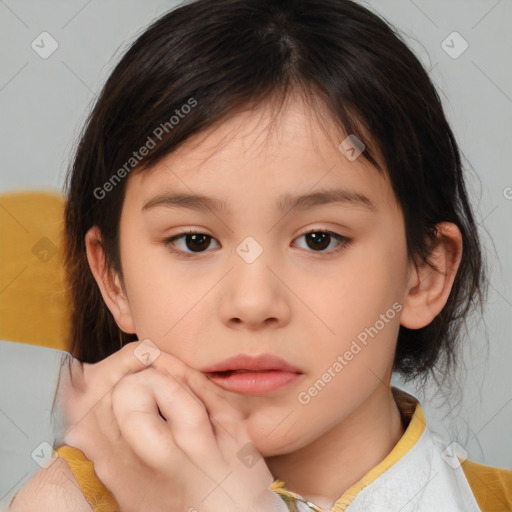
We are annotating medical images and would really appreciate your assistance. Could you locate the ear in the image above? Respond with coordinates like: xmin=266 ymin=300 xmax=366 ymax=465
xmin=400 ymin=222 xmax=463 ymax=329
xmin=85 ymin=226 xmax=136 ymax=334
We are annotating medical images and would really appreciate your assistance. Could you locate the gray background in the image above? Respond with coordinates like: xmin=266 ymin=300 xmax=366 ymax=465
xmin=0 ymin=0 xmax=510 ymax=472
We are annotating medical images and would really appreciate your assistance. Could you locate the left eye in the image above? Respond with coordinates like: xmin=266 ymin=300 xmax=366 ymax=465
xmin=294 ymin=229 xmax=351 ymax=253
xmin=164 ymin=229 xmax=350 ymax=255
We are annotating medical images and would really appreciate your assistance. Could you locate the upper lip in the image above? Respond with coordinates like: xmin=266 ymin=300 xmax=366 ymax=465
xmin=201 ymin=353 xmax=303 ymax=374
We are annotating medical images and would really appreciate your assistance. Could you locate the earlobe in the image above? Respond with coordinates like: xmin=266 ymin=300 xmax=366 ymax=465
xmin=400 ymin=222 xmax=463 ymax=330
xmin=85 ymin=226 xmax=136 ymax=334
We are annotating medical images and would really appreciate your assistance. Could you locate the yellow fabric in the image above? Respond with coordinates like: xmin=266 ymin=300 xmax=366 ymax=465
xmin=56 ymin=387 xmax=512 ymax=512
xmin=0 ymin=191 xmax=70 ymax=351
xmin=56 ymin=445 xmax=119 ymax=512
xmin=461 ymin=458 xmax=512 ymax=512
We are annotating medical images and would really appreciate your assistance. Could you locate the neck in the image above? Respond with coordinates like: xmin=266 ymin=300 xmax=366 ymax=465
xmin=264 ymin=385 xmax=405 ymax=510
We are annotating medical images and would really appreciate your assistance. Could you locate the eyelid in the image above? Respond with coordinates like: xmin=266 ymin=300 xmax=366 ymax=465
xmin=163 ymin=227 xmax=352 ymax=256
xmin=164 ymin=229 xmax=220 ymax=255
xmin=295 ymin=228 xmax=352 ymax=254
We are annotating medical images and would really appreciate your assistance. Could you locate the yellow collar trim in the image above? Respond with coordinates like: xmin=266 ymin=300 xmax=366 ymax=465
xmin=270 ymin=387 xmax=426 ymax=512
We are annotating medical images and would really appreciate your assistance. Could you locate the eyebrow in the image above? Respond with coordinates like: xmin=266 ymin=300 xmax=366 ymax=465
xmin=142 ymin=188 xmax=377 ymax=214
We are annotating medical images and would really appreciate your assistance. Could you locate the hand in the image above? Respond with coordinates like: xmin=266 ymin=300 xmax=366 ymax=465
xmin=7 ymin=342 xmax=147 ymax=512
xmin=55 ymin=341 xmax=148 ymax=457
xmin=57 ymin=341 xmax=288 ymax=512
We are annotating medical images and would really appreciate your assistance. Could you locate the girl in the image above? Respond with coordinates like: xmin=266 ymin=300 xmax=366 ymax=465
xmin=8 ymin=0 xmax=512 ymax=510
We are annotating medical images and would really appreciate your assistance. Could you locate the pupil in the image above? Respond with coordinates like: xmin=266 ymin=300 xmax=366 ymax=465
xmin=186 ymin=234 xmax=210 ymax=252
xmin=307 ymin=232 xmax=329 ymax=251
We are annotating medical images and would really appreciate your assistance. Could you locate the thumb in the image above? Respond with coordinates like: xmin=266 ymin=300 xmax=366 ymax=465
xmin=86 ymin=340 xmax=153 ymax=390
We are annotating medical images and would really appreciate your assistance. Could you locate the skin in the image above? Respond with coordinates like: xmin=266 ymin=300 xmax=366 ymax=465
xmin=11 ymin=94 xmax=463 ymax=511
xmin=9 ymin=456 xmax=91 ymax=512
xmin=86 ymin=94 xmax=462 ymax=508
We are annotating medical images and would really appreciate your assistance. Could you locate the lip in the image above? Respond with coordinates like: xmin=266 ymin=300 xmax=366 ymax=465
xmin=201 ymin=354 xmax=304 ymax=395
xmin=206 ymin=370 xmax=303 ymax=395
xmin=201 ymin=353 xmax=303 ymax=373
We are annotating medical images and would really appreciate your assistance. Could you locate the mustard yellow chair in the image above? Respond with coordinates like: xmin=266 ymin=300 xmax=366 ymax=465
xmin=0 ymin=191 xmax=70 ymax=351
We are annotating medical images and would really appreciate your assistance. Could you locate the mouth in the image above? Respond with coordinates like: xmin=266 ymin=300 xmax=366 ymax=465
xmin=201 ymin=353 xmax=304 ymax=395
xmin=205 ymin=369 xmax=303 ymax=395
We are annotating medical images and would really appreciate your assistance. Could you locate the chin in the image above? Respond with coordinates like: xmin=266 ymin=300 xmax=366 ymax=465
xmin=248 ymin=427 xmax=304 ymax=458
xmin=232 ymin=403 xmax=312 ymax=457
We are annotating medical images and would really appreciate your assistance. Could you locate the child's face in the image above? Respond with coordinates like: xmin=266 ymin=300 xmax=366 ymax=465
xmin=104 ymin=97 xmax=417 ymax=455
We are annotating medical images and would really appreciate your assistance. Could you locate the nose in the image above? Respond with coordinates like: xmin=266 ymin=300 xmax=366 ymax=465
xmin=218 ymin=246 xmax=291 ymax=331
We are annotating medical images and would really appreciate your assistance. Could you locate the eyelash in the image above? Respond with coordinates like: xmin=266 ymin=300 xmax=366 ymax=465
xmin=163 ymin=228 xmax=352 ymax=257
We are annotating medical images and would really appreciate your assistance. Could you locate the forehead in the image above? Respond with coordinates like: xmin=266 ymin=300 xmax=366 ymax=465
xmin=126 ymin=97 xmax=396 ymax=213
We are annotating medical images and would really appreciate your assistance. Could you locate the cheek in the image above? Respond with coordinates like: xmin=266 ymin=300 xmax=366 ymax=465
xmin=289 ymin=235 xmax=406 ymax=393
xmin=119 ymin=243 xmax=215 ymax=345
xmin=300 ymin=242 xmax=405 ymax=344
xmin=117 ymin=238 xmax=170 ymax=335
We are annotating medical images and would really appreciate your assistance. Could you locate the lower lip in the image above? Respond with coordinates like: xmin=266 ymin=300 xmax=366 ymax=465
xmin=205 ymin=370 xmax=303 ymax=395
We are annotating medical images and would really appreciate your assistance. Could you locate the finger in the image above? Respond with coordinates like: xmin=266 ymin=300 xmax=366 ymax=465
xmin=85 ymin=340 xmax=149 ymax=391
xmin=145 ymin=358 xmax=276 ymax=510
xmin=151 ymin=358 xmax=257 ymax=484
xmin=62 ymin=341 xmax=147 ymax=429
xmin=62 ymin=386 xmax=122 ymax=461
xmin=151 ymin=352 xmax=244 ymax=428
xmin=141 ymin=350 xmax=251 ymax=455
xmin=93 ymin=390 xmax=123 ymax=444
xmin=152 ymin=362 xmax=242 ymax=465
xmin=111 ymin=367 xmax=223 ymax=472
xmin=148 ymin=364 xmax=250 ymax=481
xmin=111 ymin=365 xmax=273 ymax=509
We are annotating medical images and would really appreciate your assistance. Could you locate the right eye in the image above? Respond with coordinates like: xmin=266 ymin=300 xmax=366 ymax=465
xmin=163 ymin=230 xmax=220 ymax=255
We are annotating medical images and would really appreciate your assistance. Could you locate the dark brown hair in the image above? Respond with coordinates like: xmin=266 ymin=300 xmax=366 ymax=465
xmin=64 ymin=0 xmax=487 ymax=386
